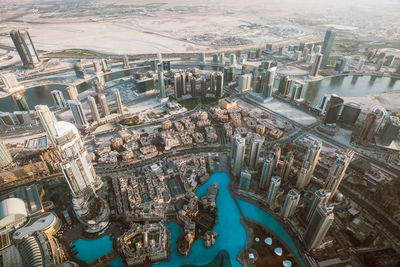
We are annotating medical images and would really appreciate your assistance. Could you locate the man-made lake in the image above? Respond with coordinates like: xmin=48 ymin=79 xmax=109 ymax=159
xmin=155 ymin=172 xmax=305 ymax=267
xmin=71 ymin=234 xmax=123 ymax=267
xmin=71 ymin=172 xmax=305 ymax=266
xmin=302 ymin=75 xmax=399 ymax=104
xmin=0 ymin=69 xmax=132 ymax=113
xmin=1 ymin=73 xmax=398 ymax=113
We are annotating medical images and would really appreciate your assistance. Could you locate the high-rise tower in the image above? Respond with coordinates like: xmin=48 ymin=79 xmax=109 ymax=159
xmin=88 ymin=96 xmax=101 ymax=123
xmin=278 ymin=76 xmax=292 ymax=96
xmin=51 ymin=90 xmax=67 ymax=110
xmin=13 ymin=93 xmax=30 ymax=111
xmin=174 ymin=73 xmax=184 ymax=100
xmin=215 ymin=72 xmax=224 ymax=98
xmin=113 ymin=89 xmax=123 ymax=115
xmin=231 ymin=136 xmax=246 ymax=177
xmin=280 ymin=151 xmax=294 ymax=180
xmin=239 ymin=170 xmax=251 ymax=191
xmin=68 ymin=100 xmax=88 ymax=128
xmin=306 ymin=189 xmax=331 ymax=222
xmin=281 ymin=189 xmax=300 ymax=220
xmin=157 ymin=63 xmax=166 ymax=99
xmin=66 ymin=86 xmax=79 ymax=101
xmin=10 ymin=29 xmax=40 ymax=69
xmin=248 ymin=134 xmax=264 ymax=170
xmin=266 ymin=176 xmax=281 ymax=207
xmin=35 ymin=105 xmax=109 ymax=233
xmin=324 ymin=150 xmax=354 ymax=198
xmin=99 ymin=94 xmax=109 ymax=117
xmin=296 ymin=138 xmax=322 ymax=190
xmin=321 ymin=29 xmax=336 ymax=68
xmin=304 ymin=205 xmax=334 ymax=250
xmin=260 ymin=156 xmax=274 ymax=190
xmin=311 ymin=53 xmax=323 ymax=76
xmin=0 ymin=139 xmax=13 ymax=168
xmin=262 ymin=67 xmax=276 ymax=98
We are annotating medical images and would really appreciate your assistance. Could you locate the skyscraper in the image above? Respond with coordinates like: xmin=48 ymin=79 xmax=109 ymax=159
xmin=123 ymin=56 xmax=130 ymax=69
xmin=304 ymin=138 xmax=321 ymax=175
xmin=278 ymin=76 xmax=292 ymax=96
xmin=93 ymin=60 xmax=102 ymax=73
xmin=280 ymin=151 xmax=294 ymax=180
xmin=237 ymin=74 xmax=252 ymax=92
xmin=101 ymin=59 xmax=110 ymax=72
xmin=10 ymin=29 xmax=40 ymax=68
xmin=99 ymin=94 xmax=109 ymax=117
xmin=296 ymin=138 xmax=322 ymax=190
xmin=0 ymin=73 xmax=24 ymax=93
xmin=68 ymin=100 xmax=88 ymax=127
xmin=229 ymin=53 xmax=236 ymax=66
xmin=281 ymin=189 xmax=300 ymax=220
xmin=0 ymin=139 xmax=13 ymax=168
xmin=174 ymin=73 xmax=184 ymax=100
xmin=306 ymin=189 xmax=331 ymax=222
xmin=113 ymin=89 xmax=123 ymax=115
xmin=74 ymin=62 xmax=87 ymax=79
xmin=314 ymin=45 xmax=322 ymax=54
xmin=200 ymin=52 xmax=206 ymax=63
xmin=310 ymin=53 xmax=323 ymax=76
xmin=13 ymin=93 xmax=29 ymax=111
xmin=66 ymin=86 xmax=79 ymax=101
xmin=231 ymin=136 xmax=246 ymax=176
xmin=239 ymin=170 xmax=251 ymax=191
xmin=324 ymin=150 xmax=354 ymax=198
xmin=260 ymin=156 xmax=274 ymax=190
xmin=266 ymin=176 xmax=281 ymax=207
xmin=359 ymin=107 xmax=387 ymax=141
xmin=88 ymin=96 xmax=101 ymax=123
xmin=273 ymin=144 xmax=281 ymax=169
xmin=35 ymin=105 xmax=109 ymax=233
xmin=335 ymin=57 xmax=350 ymax=72
xmin=248 ymin=134 xmax=264 ymax=169
xmin=190 ymin=76 xmax=196 ymax=97
xmin=296 ymin=161 xmax=311 ymax=190
xmin=381 ymin=116 xmax=400 ymax=145
xmin=93 ymin=77 xmax=105 ymax=94
xmin=304 ymin=205 xmax=334 ymax=250
xmin=321 ymin=29 xmax=336 ymax=68
xmin=215 ymin=72 xmax=224 ymax=98
xmin=291 ymin=84 xmax=303 ymax=102
xmin=357 ymin=58 xmax=365 ymax=71
xmin=51 ymin=90 xmax=67 ymax=109
xmin=324 ymin=94 xmax=344 ymax=124
xmin=262 ymin=67 xmax=276 ymax=98
xmin=157 ymin=63 xmax=166 ymax=99
xmin=200 ymin=77 xmax=207 ymax=98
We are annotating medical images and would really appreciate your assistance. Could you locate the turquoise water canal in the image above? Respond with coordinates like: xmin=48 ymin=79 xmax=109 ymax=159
xmin=71 ymin=234 xmax=124 ymax=267
xmin=155 ymin=172 xmax=305 ymax=267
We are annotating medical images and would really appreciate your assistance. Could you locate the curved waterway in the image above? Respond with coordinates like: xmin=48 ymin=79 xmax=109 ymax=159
xmin=71 ymin=234 xmax=124 ymax=267
xmin=0 ymin=69 xmax=132 ymax=112
xmin=302 ymin=75 xmax=399 ymax=104
xmin=155 ymin=172 xmax=305 ymax=267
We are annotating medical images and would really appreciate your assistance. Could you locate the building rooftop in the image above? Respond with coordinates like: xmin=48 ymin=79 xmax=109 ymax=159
xmin=13 ymin=212 xmax=57 ymax=240
xmin=0 ymin=198 xmax=27 ymax=229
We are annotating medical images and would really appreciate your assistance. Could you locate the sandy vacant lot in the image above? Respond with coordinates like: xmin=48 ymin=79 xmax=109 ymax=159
xmin=1 ymin=0 xmax=399 ymax=55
